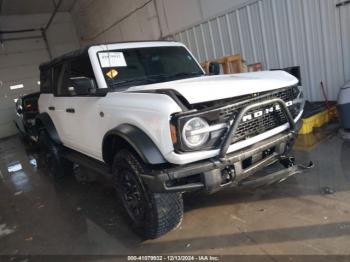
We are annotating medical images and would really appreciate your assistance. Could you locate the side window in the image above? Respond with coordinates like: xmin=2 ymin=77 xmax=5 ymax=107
xmin=53 ymin=63 xmax=69 ymax=96
xmin=54 ymin=55 xmax=95 ymax=97
xmin=70 ymin=56 xmax=95 ymax=79
xmin=40 ymin=68 xmax=52 ymax=93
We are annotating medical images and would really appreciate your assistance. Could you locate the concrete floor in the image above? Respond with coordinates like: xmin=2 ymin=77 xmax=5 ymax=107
xmin=1 ymin=126 xmax=350 ymax=257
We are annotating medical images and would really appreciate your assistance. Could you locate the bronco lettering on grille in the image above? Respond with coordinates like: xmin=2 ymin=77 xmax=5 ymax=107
xmin=242 ymin=101 xmax=293 ymax=123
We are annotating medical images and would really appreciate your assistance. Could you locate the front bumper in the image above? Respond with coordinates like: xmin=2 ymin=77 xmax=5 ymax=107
xmin=142 ymin=98 xmax=312 ymax=193
xmin=142 ymin=130 xmax=313 ymax=193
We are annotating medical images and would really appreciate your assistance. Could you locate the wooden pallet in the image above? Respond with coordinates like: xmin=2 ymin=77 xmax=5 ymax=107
xmin=201 ymin=54 xmax=243 ymax=74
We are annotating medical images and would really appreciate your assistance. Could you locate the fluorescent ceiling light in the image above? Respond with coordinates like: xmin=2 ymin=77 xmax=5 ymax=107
xmin=10 ymin=84 xmax=24 ymax=90
xmin=7 ymin=163 xmax=23 ymax=173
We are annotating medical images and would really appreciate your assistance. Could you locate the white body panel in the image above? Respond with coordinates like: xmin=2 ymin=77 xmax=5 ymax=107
xmin=39 ymin=91 xmax=302 ymax=165
xmin=128 ymin=71 xmax=298 ymax=104
xmin=39 ymin=92 xmax=182 ymax=161
xmin=39 ymin=41 xmax=302 ymax=165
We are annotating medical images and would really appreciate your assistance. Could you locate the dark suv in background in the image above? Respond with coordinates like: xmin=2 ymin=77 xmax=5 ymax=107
xmin=15 ymin=92 xmax=40 ymax=142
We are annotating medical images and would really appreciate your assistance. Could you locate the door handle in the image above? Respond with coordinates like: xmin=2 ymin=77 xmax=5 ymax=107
xmin=66 ymin=108 xmax=75 ymax=113
xmin=48 ymin=106 xmax=55 ymax=111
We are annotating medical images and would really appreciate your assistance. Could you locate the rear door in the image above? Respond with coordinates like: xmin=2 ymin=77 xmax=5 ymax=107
xmin=49 ymin=62 xmax=73 ymax=145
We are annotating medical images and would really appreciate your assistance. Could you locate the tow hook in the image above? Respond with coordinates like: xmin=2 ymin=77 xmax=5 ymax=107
xmin=240 ymin=159 xmax=314 ymax=188
xmin=222 ymin=166 xmax=235 ymax=184
xmin=280 ymin=156 xmax=314 ymax=170
xmin=299 ymin=161 xmax=315 ymax=170
xmin=280 ymin=156 xmax=296 ymax=168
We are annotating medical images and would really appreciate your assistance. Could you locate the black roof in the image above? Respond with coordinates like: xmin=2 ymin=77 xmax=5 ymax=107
xmin=39 ymin=45 xmax=90 ymax=70
xmin=39 ymin=40 xmax=177 ymax=70
xmin=22 ymin=92 xmax=40 ymax=99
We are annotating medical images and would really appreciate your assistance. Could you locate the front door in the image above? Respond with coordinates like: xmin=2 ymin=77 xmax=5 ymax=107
xmin=56 ymin=55 xmax=103 ymax=159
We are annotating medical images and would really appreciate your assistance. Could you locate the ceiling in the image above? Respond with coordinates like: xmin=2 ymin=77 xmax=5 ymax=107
xmin=0 ymin=0 xmax=77 ymax=15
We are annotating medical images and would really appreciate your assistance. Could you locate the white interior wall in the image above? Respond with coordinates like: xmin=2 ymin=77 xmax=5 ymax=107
xmin=71 ymin=0 xmax=161 ymax=46
xmin=71 ymin=0 xmax=249 ymax=45
xmin=0 ymin=12 xmax=79 ymax=139
xmin=156 ymin=0 xmax=250 ymax=36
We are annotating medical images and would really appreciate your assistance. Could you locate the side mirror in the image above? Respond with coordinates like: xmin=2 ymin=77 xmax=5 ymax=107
xmin=208 ymin=62 xmax=220 ymax=75
xmin=68 ymin=77 xmax=97 ymax=96
xmin=17 ymin=107 xmax=23 ymax=115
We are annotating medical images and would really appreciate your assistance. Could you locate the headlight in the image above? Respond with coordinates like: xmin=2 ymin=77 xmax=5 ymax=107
xmin=297 ymin=86 xmax=305 ymax=110
xmin=182 ymin=117 xmax=210 ymax=149
xmin=290 ymin=86 xmax=305 ymax=118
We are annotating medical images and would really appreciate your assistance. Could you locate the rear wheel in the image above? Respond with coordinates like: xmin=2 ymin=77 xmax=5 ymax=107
xmin=113 ymin=149 xmax=183 ymax=239
xmin=39 ymin=130 xmax=73 ymax=179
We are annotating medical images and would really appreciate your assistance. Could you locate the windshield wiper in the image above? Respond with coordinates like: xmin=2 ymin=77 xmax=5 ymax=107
xmin=171 ymin=72 xmax=203 ymax=78
xmin=109 ymin=77 xmax=152 ymax=87
xmin=148 ymin=72 xmax=203 ymax=80
xmin=109 ymin=72 xmax=203 ymax=89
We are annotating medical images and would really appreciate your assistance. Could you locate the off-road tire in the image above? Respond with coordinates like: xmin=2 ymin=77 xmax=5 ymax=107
xmin=39 ymin=130 xmax=73 ymax=179
xmin=113 ymin=149 xmax=183 ymax=239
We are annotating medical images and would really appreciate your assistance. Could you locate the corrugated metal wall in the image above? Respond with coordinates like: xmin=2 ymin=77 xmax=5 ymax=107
xmin=167 ymin=0 xmax=349 ymax=101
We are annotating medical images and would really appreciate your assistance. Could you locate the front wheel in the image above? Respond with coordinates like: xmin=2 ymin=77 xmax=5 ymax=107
xmin=113 ymin=149 xmax=183 ymax=239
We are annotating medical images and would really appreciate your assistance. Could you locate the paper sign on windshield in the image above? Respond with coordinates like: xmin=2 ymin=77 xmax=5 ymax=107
xmin=98 ymin=52 xmax=127 ymax=68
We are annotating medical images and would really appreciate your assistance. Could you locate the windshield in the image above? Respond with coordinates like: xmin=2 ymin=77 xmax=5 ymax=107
xmin=97 ymin=46 xmax=204 ymax=89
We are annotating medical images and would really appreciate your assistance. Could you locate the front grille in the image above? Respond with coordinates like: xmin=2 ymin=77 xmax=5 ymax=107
xmin=232 ymin=104 xmax=288 ymax=143
xmin=218 ymin=86 xmax=300 ymax=143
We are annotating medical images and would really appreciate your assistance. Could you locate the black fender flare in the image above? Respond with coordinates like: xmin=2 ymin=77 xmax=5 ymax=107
xmin=35 ymin=113 xmax=62 ymax=144
xmin=102 ymin=124 xmax=167 ymax=165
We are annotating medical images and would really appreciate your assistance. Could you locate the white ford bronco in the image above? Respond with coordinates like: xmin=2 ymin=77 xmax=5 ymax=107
xmin=36 ymin=41 xmax=312 ymax=239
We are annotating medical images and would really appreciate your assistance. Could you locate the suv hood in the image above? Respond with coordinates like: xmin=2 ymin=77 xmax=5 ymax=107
xmin=127 ymin=70 xmax=299 ymax=104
